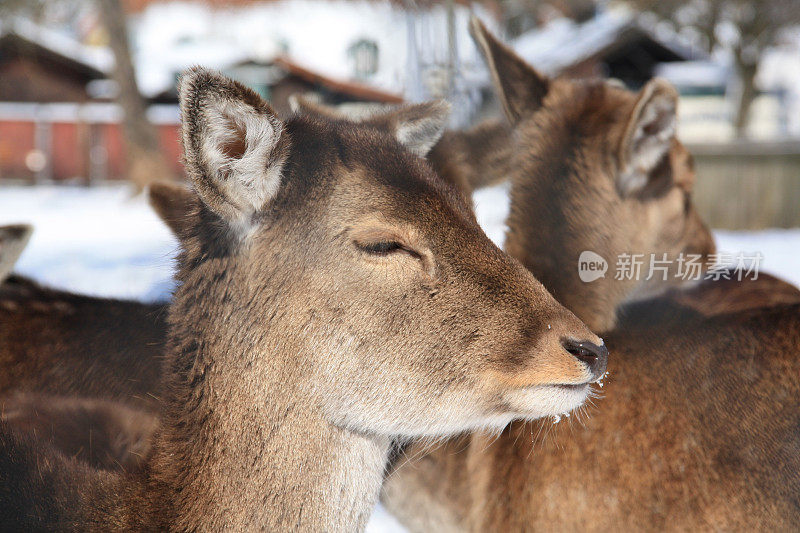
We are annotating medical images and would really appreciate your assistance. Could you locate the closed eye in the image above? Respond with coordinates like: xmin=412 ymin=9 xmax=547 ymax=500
xmin=358 ymin=240 xmax=403 ymax=255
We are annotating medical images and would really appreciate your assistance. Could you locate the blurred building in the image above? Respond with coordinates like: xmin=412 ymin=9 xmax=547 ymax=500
xmin=511 ymin=9 xmax=703 ymax=89
xmin=0 ymin=0 xmax=502 ymax=182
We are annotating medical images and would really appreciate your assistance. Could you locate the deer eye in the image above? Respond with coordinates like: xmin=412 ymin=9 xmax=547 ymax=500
xmin=359 ymin=240 xmax=403 ymax=255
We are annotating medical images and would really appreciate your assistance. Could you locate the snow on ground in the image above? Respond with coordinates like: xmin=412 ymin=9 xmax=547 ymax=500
xmin=714 ymin=229 xmax=800 ymax=288
xmin=0 ymin=185 xmax=177 ymax=302
xmin=1 ymin=183 xmax=798 ymax=531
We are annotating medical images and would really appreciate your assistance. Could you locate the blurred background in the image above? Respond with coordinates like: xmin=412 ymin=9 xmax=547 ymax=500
xmin=0 ymin=0 xmax=797 ymax=291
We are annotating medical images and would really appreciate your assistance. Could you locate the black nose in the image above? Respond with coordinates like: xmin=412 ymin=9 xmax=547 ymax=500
xmin=562 ymin=338 xmax=608 ymax=377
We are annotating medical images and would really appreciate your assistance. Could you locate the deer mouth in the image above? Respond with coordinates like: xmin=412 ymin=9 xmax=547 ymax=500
xmin=501 ymin=382 xmax=592 ymax=420
xmin=551 ymin=383 xmax=590 ymax=391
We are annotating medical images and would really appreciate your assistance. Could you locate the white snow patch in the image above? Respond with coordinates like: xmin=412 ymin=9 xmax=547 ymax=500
xmin=0 ymin=185 xmax=177 ymax=301
xmin=714 ymin=229 xmax=800 ymax=289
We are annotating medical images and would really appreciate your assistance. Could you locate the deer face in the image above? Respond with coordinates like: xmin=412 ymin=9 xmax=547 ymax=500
xmin=470 ymin=20 xmax=715 ymax=330
xmin=161 ymin=68 xmax=605 ymax=440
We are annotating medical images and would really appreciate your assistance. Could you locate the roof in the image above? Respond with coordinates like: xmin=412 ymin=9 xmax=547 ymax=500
xmin=512 ymin=9 xmax=706 ymax=76
xmin=0 ymin=18 xmax=113 ymax=79
xmin=273 ymin=56 xmax=403 ymax=103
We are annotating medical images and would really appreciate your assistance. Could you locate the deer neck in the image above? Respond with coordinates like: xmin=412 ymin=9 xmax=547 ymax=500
xmin=144 ymin=265 xmax=391 ymax=531
xmin=504 ymin=116 xmax=630 ymax=333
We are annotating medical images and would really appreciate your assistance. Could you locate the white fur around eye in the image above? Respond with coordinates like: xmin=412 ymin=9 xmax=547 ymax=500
xmin=201 ymin=100 xmax=285 ymax=216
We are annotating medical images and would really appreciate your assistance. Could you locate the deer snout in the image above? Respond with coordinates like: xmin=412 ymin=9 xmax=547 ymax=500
xmin=561 ymin=338 xmax=608 ymax=379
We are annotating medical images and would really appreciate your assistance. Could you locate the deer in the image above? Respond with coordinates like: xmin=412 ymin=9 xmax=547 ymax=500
xmin=379 ymin=19 xmax=800 ymax=532
xmin=0 ymin=392 xmax=158 ymax=472
xmin=289 ymin=90 xmax=800 ymax=323
xmin=0 ymin=220 xmax=167 ymax=472
xmin=0 ymin=273 xmax=167 ymax=413
xmin=0 ymin=67 xmax=609 ymax=531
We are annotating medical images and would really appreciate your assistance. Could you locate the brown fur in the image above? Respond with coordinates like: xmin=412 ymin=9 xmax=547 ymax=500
xmin=664 ymin=268 xmax=800 ymax=317
xmin=459 ymin=23 xmax=717 ymax=334
xmin=381 ymin=19 xmax=799 ymax=532
xmin=495 ymin=80 xmax=714 ymax=332
xmin=0 ymin=68 xmax=603 ymax=531
xmin=290 ymin=94 xmax=513 ymax=199
xmin=385 ymin=302 xmax=800 ymax=531
xmin=0 ymin=275 xmax=167 ymax=413
xmin=0 ymin=393 xmax=158 ymax=472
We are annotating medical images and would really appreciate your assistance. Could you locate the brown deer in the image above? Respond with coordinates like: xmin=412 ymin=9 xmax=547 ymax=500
xmin=0 ymin=68 xmax=606 ymax=531
xmin=380 ymin=20 xmax=800 ymax=532
xmin=0 ymin=274 xmax=167 ymax=413
xmin=0 ymin=224 xmax=32 ymax=282
xmin=0 ymin=392 xmax=157 ymax=472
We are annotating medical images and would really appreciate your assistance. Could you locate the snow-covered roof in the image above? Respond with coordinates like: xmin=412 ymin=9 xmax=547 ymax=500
xmin=0 ymin=17 xmax=113 ymax=76
xmin=512 ymin=9 xmax=705 ymax=76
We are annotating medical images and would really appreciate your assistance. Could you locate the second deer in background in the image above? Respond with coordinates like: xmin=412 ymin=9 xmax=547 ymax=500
xmin=380 ymin=19 xmax=800 ymax=532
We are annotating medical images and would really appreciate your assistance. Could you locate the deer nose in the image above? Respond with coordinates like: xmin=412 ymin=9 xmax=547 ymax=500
xmin=562 ymin=338 xmax=608 ymax=378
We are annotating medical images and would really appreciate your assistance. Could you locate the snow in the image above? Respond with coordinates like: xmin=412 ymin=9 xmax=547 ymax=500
xmin=655 ymin=60 xmax=730 ymax=90
xmin=0 ymin=182 xmax=798 ymax=532
xmin=715 ymin=229 xmax=800 ymax=288
xmin=0 ymin=185 xmax=177 ymax=302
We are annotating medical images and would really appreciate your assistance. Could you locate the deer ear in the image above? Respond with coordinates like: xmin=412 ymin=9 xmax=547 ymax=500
xmin=0 ymin=224 xmax=33 ymax=282
xmin=362 ymin=100 xmax=451 ymax=157
xmin=290 ymin=93 xmax=448 ymax=157
xmin=288 ymin=93 xmax=344 ymax=121
xmin=469 ymin=16 xmax=549 ymax=124
xmin=290 ymin=94 xmax=448 ymax=157
xmin=179 ymin=68 xmax=289 ymax=228
xmin=617 ymin=78 xmax=678 ymax=196
xmin=148 ymin=181 xmax=201 ymax=241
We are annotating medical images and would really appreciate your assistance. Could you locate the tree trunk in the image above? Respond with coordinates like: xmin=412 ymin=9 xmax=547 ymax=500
xmin=96 ymin=0 xmax=175 ymax=188
xmin=732 ymin=48 xmax=759 ymax=139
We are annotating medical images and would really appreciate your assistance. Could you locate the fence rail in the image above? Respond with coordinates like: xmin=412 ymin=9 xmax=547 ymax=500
xmin=688 ymin=140 xmax=800 ymax=230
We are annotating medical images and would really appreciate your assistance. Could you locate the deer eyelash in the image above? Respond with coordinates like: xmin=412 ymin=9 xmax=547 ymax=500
xmin=358 ymin=240 xmax=403 ymax=255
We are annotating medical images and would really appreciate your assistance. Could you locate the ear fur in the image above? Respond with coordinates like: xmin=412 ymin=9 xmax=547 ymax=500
xmin=289 ymin=93 xmax=338 ymax=119
xmin=0 ymin=224 xmax=33 ymax=282
xmin=617 ymin=78 xmax=679 ymax=196
xmin=375 ymin=100 xmax=451 ymax=157
xmin=290 ymin=94 xmax=450 ymax=158
xmin=179 ymin=67 xmax=289 ymax=227
xmin=147 ymin=181 xmax=201 ymax=241
xmin=469 ymin=16 xmax=549 ymax=124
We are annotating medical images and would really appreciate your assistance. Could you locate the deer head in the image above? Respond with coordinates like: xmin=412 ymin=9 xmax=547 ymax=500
xmin=470 ymin=18 xmax=715 ymax=332
xmin=159 ymin=68 xmax=606 ymax=443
